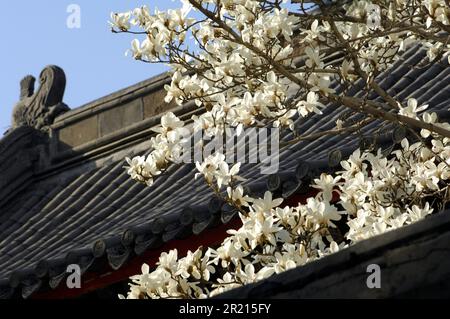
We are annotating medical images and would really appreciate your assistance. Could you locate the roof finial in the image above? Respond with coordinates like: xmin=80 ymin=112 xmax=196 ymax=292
xmin=11 ymin=65 xmax=70 ymax=131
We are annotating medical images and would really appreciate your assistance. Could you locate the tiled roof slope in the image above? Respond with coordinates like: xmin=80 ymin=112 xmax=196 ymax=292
xmin=0 ymin=44 xmax=449 ymax=299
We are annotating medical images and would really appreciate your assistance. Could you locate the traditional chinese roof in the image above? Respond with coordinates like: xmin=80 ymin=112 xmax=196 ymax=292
xmin=0 ymin=44 xmax=449 ymax=299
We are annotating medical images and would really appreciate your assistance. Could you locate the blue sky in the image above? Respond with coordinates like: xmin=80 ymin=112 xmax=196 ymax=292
xmin=0 ymin=1 xmax=182 ymax=132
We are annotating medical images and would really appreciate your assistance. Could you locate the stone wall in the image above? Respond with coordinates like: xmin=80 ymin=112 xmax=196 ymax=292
xmin=50 ymin=73 xmax=176 ymax=156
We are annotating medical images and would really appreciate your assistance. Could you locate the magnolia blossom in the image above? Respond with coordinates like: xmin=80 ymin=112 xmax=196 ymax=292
xmin=227 ymin=186 xmax=252 ymax=207
xmin=115 ymin=0 xmax=450 ymax=299
xmin=122 ymin=124 xmax=450 ymax=297
xmin=123 ymin=99 xmax=450 ymax=298
xmin=110 ymin=12 xmax=131 ymax=31
xmin=399 ymin=98 xmax=429 ymax=118
xmin=313 ymin=173 xmax=341 ymax=202
xmin=296 ymin=92 xmax=325 ymax=118
xmin=195 ymin=153 xmax=241 ymax=189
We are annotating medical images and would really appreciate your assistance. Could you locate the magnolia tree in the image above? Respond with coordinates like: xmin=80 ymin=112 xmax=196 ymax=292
xmin=110 ymin=0 xmax=450 ymax=298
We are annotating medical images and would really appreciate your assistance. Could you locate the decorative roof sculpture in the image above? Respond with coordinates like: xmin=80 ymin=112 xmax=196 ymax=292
xmin=11 ymin=65 xmax=70 ymax=132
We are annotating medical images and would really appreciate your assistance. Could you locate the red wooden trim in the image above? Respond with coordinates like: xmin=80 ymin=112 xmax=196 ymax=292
xmin=284 ymin=189 xmax=340 ymax=206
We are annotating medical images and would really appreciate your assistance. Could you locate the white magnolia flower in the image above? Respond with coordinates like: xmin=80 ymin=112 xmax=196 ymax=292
xmin=195 ymin=153 xmax=224 ymax=183
xmin=227 ymin=185 xmax=252 ymax=207
xmin=306 ymin=197 xmax=343 ymax=228
xmin=110 ymin=12 xmax=131 ymax=31
xmin=421 ymin=112 xmax=438 ymax=138
xmin=195 ymin=153 xmax=240 ymax=189
xmin=251 ymin=191 xmax=284 ymax=214
xmin=296 ymin=92 xmax=325 ymax=117
xmin=407 ymin=203 xmax=433 ymax=223
xmin=124 ymin=156 xmax=145 ymax=180
xmin=209 ymin=272 xmax=241 ymax=297
xmin=236 ymin=263 xmax=255 ymax=284
xmin=341 ymin=60 xmax=356 ymax=81
xmin=131 ymin=6 xmax=151 ymax=27
xmin=153 ymin=112 xmax=184 ymax=135
xmin=274 ymin=206 xmax=297 ymax=228
xmin=313 ymin=173 xmax=341 ymax=202
xmin=340 ymin=149 xmax=366 ymax=176
xmin=157 ymin=249 xmax=178 ymax=272
xmin=308 ymin=73 xmax=335 ymax=95
xmin=129 ymin=39 xmax=143 ymax=60
xmin=273 ymin=251 xmax=297 ymax=274
xmin=164 ymin=72 xmax=184 ymax=104
xmin=305 ymin=46 xmax=322 ymax=69
xmin=216 ymin=162 xmax=241 ymax=189
xmin=399 ymin=98 xmax=429 ymax=118
xmin=302 ymin=20 xmax=326 ymax=43
xmin=251 ymin=216 xmax=283 ymax=246
xmin=210 ymin=237 xmax=248 ymax=268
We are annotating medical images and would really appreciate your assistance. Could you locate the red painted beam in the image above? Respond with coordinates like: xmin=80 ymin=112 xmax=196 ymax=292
xmin=284 ymin=189 xmax=340 ymax=206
